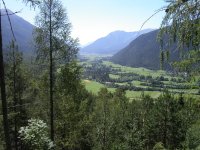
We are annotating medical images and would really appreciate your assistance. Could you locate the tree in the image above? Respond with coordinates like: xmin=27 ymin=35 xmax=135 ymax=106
xmin=5 ymin=40 xmax=30 ymax=149
xmin=93 ymin=88 xmax=114 ymax=150
xmin=126 ymin=99 xmax=144 ymax=150
xmin=141 ymin=95 xmax=157 ymax=149
xmin=0 ymin=1 xmax=40 ymax=149
xmin=110 ymin=89 xmax=130 ymax=150
xmin=153 ymin=142 xmax=166 ymax=150
xmin=22 ymin=0 xmax=41 ymax=6
xmin=186 ymin=120 xmax=200 ymax=149
xmin=0 ymin=8 xmax=11 ymax=150
xmin=54 ymin=62 xmax=94 ymax=149
xmin=159 ymin=0 xmax=200 ymax=73
xmin=34 ymin=0 xmax=78 ymax=141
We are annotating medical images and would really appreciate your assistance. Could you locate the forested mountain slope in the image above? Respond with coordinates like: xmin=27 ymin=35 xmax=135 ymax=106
xmin=111 ymin=30 xmax=180 ymax=70
xmin=1 ymin=9 xmax=34 ymax=54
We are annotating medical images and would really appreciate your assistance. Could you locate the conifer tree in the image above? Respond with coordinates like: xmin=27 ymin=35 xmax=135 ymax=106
xmin=5 ymin=40 xmax=29 ymax=149
xmin=0 ymin=8 xmax=11 ymax=150
xmin=34 ymin=0 xmax=78 ymax=141
xmin=93 ymin=88 xmax=114 ymax=150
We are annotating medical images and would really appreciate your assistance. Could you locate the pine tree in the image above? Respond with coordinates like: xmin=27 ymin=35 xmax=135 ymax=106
xmin=55 ymin=62 xmax=94 ymax=149
xmin=34 ymin=0 xmax=78 ymax=142
xmin=5 ymin=40 xmax=29 ymax=149
xmin=111 ymin=89 xmax=129 ymax=149
xmin=92 ymin=88 xmax=114 ymax=150
xmin=0 ymin=9 xmax=11 ymax=150
xmin=0 ymin=1 xmax=40 ymax=149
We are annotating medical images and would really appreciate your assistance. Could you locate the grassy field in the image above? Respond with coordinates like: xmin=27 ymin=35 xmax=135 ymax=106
xmin=83 ymin=80 xmax=162 ymax=99
xmin=83 ymin=80 xmax=105 ymax=94
xmin=109 ymin=74 xmax=120 ymax=79
xmin=81 ymin=57 xmax=200 ymax=99
xmin=103 ymin=61 xmax=171 ymax=78
xmin=83 ymin=80 xmax=200 ymax=99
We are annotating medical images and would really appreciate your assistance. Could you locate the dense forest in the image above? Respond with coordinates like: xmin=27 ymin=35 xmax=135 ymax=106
xmin=0 ymin=0 xmax=200 ymax=149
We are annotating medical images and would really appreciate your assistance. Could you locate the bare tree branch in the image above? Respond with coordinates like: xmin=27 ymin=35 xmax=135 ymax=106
xmin=0 ymin=10 xmax=21 ymax=16
xmin=22 ymin=0 xmax=41 ymax=7
xmin=2 ymin=0 xmax=17 ymax=41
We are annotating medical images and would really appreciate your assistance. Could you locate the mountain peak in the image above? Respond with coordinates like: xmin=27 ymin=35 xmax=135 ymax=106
xmin=109 ymin=30 xmax=126 ymax=34
xmin=80 ymin=29 xmax=154 ymax=55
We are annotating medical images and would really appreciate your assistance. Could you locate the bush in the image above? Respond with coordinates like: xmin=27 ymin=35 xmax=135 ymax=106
xmin=153 ymin=142 xmax=166 ymax=150
xmin=18 ymin=119 xmax=54 ymax=150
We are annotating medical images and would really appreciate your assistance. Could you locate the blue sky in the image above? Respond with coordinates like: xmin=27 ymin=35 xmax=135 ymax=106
xmin=4 ymin=0 xmax=167 ymax=45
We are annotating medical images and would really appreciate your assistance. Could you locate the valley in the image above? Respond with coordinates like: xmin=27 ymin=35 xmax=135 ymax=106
xmin=1 ymin=0 xmax=200 ymax=148
xmin=80 ymin=56 xmax=200 ymax=99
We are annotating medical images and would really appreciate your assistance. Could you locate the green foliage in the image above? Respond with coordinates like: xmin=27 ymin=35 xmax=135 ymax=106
xmin=160 ymin=51 xmax=165 ymax=70
xmin=92 ymin=88 xmax=114 ymax=150
xmin=34 ymin=0 xmax=78 ymax=64
xmin=110 ymin=89 xmax=130 ymax=150
xmin=153 ymin=142 xmax=166 ymax=150
xmin=125 ymin=99 xmax=145 ymax=149
xmin=18 ymin=119 xmax=54 ymax=150
xmin=57 ymin=61 xmax=82 ymax=97
xmin=54 ymin=62 xmax=94 ymax=149
xmin=159 ymin=0 xmax=200 ymax=73
xmin=161 ymin=0 xmax=200 ymax=49
xmin=33 ymin=0 xmax=79 ymax=143
xmin=186 ymin=120 xmax=200 ymax=149
xmin=4 ymin=40 xmax=30 ymax=149
xmin=173 ymin=50 xmax=200 ymax=73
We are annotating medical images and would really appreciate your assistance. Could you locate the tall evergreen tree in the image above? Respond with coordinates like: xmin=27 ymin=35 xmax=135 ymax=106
xmin=0 ymin=1 xmax=40 ymax=149
xmin=55 ymin=61 xmax=94 ymax=149
xmin=0 ymin=8 xmax=11 ymax=150
xmin=34 ymin=0 xmax=78 ymax=141
xmin=93 ymin=88 xmax=114 ymax=150
xmin=5 ymin=40 xmax=29 ymax=149
xmin=111 ymin=89 xmax=129 ymax=150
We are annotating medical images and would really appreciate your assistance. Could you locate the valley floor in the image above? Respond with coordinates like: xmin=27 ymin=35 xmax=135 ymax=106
xmin=80 ymin=56 xmax=200 ymax=100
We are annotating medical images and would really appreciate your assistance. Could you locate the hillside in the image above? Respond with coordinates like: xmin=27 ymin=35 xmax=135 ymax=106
xmin=80 ymin=29 xmax=153 ymax=55
xmin=1 ymin=9 xmax=34 ymax=55
xmin=111 ymin=30 xmax=180 ymax=70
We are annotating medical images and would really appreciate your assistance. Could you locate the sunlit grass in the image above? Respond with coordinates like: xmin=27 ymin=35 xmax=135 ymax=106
xmin=103 ymin=61 xmax=170 ymax=78
xmin=83 ymin=80 xmax=162 ymax=99
xmin=109 ymin=74 xmax=120 ymax=79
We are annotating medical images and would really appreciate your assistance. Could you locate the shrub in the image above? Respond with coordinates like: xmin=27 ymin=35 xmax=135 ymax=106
xmin=18 ymin=119 xmax=54 ymax=150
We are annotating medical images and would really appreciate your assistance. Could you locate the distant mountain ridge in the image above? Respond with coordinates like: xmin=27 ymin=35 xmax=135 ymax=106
xmin=111 ymin=30 xmax=180 ymax=70
xmin=1 ymin=9 xmax=34 ymax=54
xmin=80 ymin=29 xmax=154 ymax=55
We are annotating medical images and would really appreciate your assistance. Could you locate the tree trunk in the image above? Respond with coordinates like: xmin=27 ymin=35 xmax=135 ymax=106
xmin=0 ymin=9 xmax=11 ymax=150
xmin=12 ymin=42 xmax=18 ymax=150
xmin=49 ymin=0 xmax=54 ymax=141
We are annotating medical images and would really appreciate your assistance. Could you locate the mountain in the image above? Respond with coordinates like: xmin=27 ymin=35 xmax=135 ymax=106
xmin=1 ymin=9 xmax=34 ymax=54
xmin=111 ymin=30 xmax=180 ymax=70
xmin=80 ymin=29 xmax=154 ymax=55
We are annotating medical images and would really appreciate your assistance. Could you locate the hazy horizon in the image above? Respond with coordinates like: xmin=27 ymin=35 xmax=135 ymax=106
xmin=5 ymin=0 xmax=167 ymax=45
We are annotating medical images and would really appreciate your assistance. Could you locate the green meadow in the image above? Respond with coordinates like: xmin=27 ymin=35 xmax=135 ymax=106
xmin=81 ymin=58 xmax=200 ymax=99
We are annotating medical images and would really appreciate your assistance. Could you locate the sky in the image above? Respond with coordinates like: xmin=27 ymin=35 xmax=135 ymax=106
xmin=3 ymin=0 xmax=167 ymax=45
